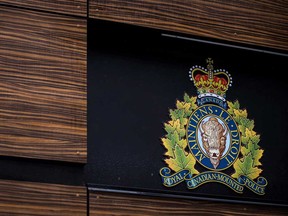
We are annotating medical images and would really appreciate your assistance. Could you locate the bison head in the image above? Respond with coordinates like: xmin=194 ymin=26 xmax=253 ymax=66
xmin=200 ymin=117 xmax=227 ymax=169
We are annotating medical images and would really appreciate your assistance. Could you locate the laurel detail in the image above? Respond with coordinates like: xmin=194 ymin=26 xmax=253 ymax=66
xmin=162 ymin=93 xmax=199 ymax=175
xmin=227 ymin=101 xmax=264 ymax=180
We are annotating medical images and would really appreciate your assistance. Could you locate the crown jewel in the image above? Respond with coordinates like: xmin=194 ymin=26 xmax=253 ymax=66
xmin=189 ymin=58 xmax=232 ymax=101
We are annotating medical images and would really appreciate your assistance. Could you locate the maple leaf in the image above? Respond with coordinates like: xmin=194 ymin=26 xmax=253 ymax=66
xmin=227 ymin=100 xmax=240 ymax=115
xmin=253 ymin=149 xmax=264 ymax=167
xmin=164 ymin=120 xmax=185 ymax=138
xmin=165 ymin=145 xmax=199 ymax=174
xmin=162 ymin=134 xmax=187 ymax=158
xmin=250 ymin=134 xmax=260 ymax=145
xmin=183 ymin=93 xmax=198 ymax=110
xmin=176 ymin=100 xmax=192 ymax=116
xmin=165 ymin=128 xmax=188 ymax=149
xmin=234 ymin=109 xmax=248 ymax=118
xmin=169 ymin=109 xmax=180 ymax=121
xmin=245 ymin=128 xmax=257 ymax=138
xmin=184 ymin=93 xmax=192 ymax=103
xmin=162 ymin=138 xmax=174 ymax=157
xmin=168 ymin=131 xmax=180 ymax=145
xmin=238 ymin=125 xmax=247 ymax=135
xmin=241 ymin=141 xmax=263 ymax=166
xmin=240 ymin=118 xmax=254 ymax=131
xmin=169 ymin=109 xmax=187 ymax=126
xmin=177 ymin=139 xmax=188 ymax=149
xmin=241 ymin=128 xmax=259 ymax=145
xmin=232 ymin=153 xmax=262 ymax=180
xmin=233 ymin=109 xmax=248 ymax=123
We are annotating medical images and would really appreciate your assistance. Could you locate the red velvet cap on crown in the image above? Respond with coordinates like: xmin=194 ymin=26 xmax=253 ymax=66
xmin=189 ymin=58 xmax=232 ymax=101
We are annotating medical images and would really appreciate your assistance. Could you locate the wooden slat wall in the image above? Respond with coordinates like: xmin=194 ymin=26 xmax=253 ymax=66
xmin=0 ymin=179 xmax=86 ymax=216
xmin=0 ymin=0 xmax=87 ymax=17
xmin=89 ymin=0 xmax=288 ymax=51
xmin=89 ymin=192 xmax=288 ymax=216
xmin=0 ymin=6 xmax=87 ymax=163
xmin=1 ymin=1 xmax=288 ymax=216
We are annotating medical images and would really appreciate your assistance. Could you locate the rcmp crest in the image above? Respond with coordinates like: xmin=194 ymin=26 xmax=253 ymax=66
xmin=159 ymin=58 xmax=268 ymax=195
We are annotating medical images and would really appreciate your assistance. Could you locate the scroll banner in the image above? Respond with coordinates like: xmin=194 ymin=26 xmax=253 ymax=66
xmin=160 ymin=167 xmax=267 ymax=195
xmin=197 ymin=96 xmax=227 ymax=109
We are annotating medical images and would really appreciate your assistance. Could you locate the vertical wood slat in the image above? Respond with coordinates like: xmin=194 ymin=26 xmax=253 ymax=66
xmin=89 ymin=191 xmax=288 ymax=216
xmin=0 ymin=6 xmax=87 ymax=163
xmin=89 ymin=0 xmax=288 ymax=51
xmin=0 ymin=0 xmax=87 ymax=17
xmin=0 ymin=180 xmax=86 ymax=216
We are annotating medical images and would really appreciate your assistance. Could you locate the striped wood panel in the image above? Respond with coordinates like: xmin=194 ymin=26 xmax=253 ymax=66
xmin=0 ymin=0 xmax=87 ymax=17
xmin=89 ymin=0 xmax=288 ymax=51
xmin=0 ymin=6 xmax=87 ymax=163
xmin=0 ymin=179 xmax=86 ymax=216
xmin=89 ymin=192 xmax=288 ymax=216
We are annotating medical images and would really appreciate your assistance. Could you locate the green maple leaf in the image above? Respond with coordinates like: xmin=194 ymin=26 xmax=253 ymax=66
xmin=241 ymin=128 xmax=260 ymax=146
xmin=241 ymin=141 xmax=263 ymax=166
xmin=169 ymin=131 xmax=180 ymax=145
xmin=233 ymin=109 xmax=248 ymax=124
xmin=164 ymin=120 xmax=185 ymax=138
xmin=184 ymin=93 xmax=197 ymax=106
xmin=162 ymin=135 xmax=188 ymax=158
xmin=162 ymin=131 xmax=179 ymax=157
xmin=184 ymin=93 xmax=192 ymax=103
xmin=169 ymin=109 xmax=180 ymax=121
xmin=177 ymin=139 xmax=188 ymax=149
xmin=251 ymin=134 xmax=260 ymax=145
xmin=176 ymin=100 xmax=192 ymax=116
xmin=168 ymin=94 xmax=198 ymax=130
xmin=169 ymin=109 xmax=187 ymax=126
xmin=240 ymin=118 xmax=254 ymax=131
xmin=171 ymin=129 xmax=186 ymax=145
xmin=165 ymin=145 xmax=199 ymax=174
xmin=232 ymin=153 xmax=262 ymax=179
xmin=183 ymin=93 xmax=198 ymax=110
xmin=227 ymin=100 xmax=240 ymax=115
xmin=238 ymin=125 xmax=247 ymax=136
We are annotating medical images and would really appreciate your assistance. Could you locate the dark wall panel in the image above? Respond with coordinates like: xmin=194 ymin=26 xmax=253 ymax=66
xmin=89 ymin=0 xmax=288 ymax=51
xmin=0 ymin=180 xmax=86 ymax=216
xmin=0 ymin=6 xmax=87 ymax=163
xmin=89 ymin=191 xmax=288 ymax=216
xmin=1 ymin=0 xmax=87 ymax=17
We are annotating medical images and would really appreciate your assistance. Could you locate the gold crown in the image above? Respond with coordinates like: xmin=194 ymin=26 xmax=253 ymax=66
xmin=189 ymin=58 xmax=232 ymax=100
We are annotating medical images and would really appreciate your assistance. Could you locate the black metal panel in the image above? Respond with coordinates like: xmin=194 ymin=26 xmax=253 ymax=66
xmin=86 ymin=19 xmax=288 ymax=206
xmin=0 ymin=156 xmax=84 ymax=186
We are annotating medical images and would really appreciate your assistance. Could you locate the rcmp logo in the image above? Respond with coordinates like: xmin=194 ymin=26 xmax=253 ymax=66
xmin=159 ymin=58 xmax=268 ymax=195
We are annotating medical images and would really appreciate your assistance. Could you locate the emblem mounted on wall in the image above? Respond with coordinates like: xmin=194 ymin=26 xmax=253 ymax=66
xmin=160 ymin=58 xmax=268 ymax=195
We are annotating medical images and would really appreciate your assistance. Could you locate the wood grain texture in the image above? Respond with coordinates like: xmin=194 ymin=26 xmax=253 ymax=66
xmin=0 ymin=6 xmax=87 ymax=163
xmin=90 ymin=192 xmax=288 ymax=216
xmin=0 ymin=0 xmax=87 ymax=17
xmin=0 ymin=179 xmax=86 ymax=216
xmin=90 ymin=0 xmax=288 ymax=51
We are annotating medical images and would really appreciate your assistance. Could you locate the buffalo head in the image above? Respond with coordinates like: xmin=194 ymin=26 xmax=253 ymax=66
xmin=199 ymin=117 xmax=227 ymax=169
